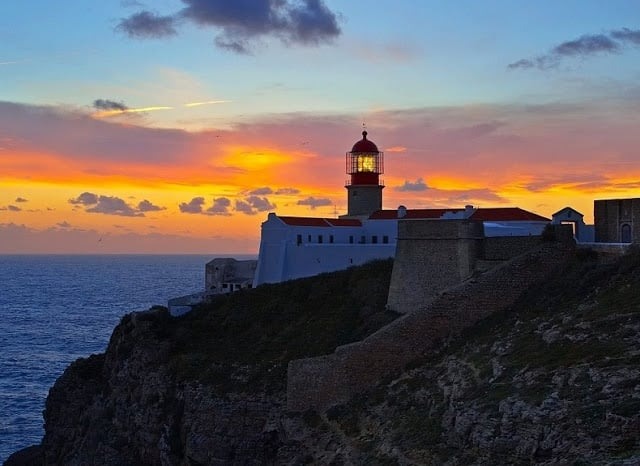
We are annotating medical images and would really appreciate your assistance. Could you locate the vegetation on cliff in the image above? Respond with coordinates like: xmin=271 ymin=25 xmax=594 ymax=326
xmin=289 ymin=247 xmax=640 ymax=464
xmin=169 ymin=258 xmax=398 ymax=391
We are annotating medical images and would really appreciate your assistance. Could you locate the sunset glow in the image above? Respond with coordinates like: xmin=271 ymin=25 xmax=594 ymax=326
xmin=2 ymin=1 xmax=640 ymax=253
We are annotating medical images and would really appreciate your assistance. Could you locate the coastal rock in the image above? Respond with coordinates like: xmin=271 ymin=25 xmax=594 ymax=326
xmin=3 ymin=446 xmax=43 ymax=466
xmin=40 ymin=310 xmax=286 ymax=465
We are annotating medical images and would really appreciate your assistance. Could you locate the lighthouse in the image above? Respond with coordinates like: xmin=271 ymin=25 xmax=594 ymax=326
xmin=344 ymin=130 xmax=384 ymax=217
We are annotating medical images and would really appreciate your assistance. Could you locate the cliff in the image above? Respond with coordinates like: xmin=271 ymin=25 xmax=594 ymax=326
xmin=6 ymin=249 xmax=640 ymax=465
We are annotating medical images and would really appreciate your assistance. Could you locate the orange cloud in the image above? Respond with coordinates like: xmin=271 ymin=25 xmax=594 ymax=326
xmin=385 ymin=145 xmax=407 ymax=153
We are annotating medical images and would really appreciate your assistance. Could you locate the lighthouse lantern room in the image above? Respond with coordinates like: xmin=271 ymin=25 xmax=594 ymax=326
xmin=344 ymin=130 xmax=385 ymax=217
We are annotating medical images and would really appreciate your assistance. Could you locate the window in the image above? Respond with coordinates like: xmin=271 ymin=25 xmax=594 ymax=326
xmin=349 ymin=235 xmax=354 ymax=244
xmin=222 ymin=283 xmax=228 ymax=289
xmin=372 ymin=235 xmax=378 ymax=244
xmin=329 ymin=235 xmax=334 ymax=243
xmin=621 ymin=224 xmax=632 ymax=243
xmin=360 ymin=235 xmax=366 ymax=244
xmin=318 ymin=235 xmax=323 ymax=243
xmin=356 ymin=154 xmax=375 ymax=172
xmin=383 ymin=235 xmax=389 ymax=244
xmin=308 ymin=234 xmax=312 ymax=242
xmin=297 ymin=234 xmax=302 ymax=245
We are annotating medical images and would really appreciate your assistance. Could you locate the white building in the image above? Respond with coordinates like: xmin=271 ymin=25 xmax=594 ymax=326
xmin=253 ymin=131 xmax=550 ymax=287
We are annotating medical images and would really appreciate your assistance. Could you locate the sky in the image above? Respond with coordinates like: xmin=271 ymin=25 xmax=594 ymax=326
xmin=1 ymin=0 xmax=640 ymax=254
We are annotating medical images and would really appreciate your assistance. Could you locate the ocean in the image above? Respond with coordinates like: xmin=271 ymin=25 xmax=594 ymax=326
xmin=0 ymin=254 xmax=253 ymax=463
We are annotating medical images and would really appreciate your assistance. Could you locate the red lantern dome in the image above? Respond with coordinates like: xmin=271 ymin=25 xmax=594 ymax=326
xmin=346 ymin=130 xmax=384 ymax=181
xmin=351 ymin=130 xmax=379 ymax=153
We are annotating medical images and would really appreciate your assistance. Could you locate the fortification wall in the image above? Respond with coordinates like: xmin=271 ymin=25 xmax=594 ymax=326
xmin=386 ymin=220 xmax=484 ymax=314
xmin=577 ymin=243 xmax=631 ymax=256
xmin=483 ymin=236 xmax=541 ymax=261
xmin=287 ymin=238 xmax=573 ymax=411
xmin=595 ymin=198 xmax=640 ymax=243
xmin=595 ymin=200 xmax=621 ymax=242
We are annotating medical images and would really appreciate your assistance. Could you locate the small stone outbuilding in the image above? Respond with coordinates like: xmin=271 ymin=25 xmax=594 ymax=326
xmin=205 ymin=258 xmax=257 ymax=295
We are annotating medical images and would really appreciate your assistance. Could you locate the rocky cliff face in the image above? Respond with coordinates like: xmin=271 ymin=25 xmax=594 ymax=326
xmin=41 ymin=311 xmax=288 ymax=465
xmin=6 ymin=252 xmax=640 ymax=465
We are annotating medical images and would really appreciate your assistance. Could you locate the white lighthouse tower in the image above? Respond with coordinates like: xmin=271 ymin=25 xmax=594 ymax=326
xmin=344 ymin=130 xmax=384 ymax=217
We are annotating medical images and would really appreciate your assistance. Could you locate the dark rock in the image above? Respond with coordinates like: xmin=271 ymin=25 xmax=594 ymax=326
xmin=3 ymin=445 xmax=43 ymax=466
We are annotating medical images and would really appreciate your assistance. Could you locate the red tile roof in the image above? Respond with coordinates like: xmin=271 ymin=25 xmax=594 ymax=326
xmin=277 ymin=216 xmax=362 ymax=227
xmin=470 ymin=208 xmax=549 ymax=222
xmin=369 ymin=207 xmax=549 ymax=222
xmin=326 ymin=218 xmax=362 ymax=227
xmin=278 ymin=208 xmax=548 ymax=226
xmin=368 ymin=209 xmax=463 ymax=219
xmin=278 ymin=216 xmax=330 ymax=227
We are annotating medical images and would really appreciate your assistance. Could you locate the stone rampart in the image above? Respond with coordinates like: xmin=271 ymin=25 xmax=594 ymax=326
xmin=386 ymin=220 xmax=484 ymax=314
xmin=577 ymin=242 xmax=632 ymax=256
xmin=287 ymin=238 xmax=574 ymax=412
xmin=483 ymin=236 xmax=541 ymax=261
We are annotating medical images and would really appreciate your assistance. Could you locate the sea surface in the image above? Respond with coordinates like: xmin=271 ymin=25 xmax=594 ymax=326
xmin=0 ymin=254 xmax=253 ymax=463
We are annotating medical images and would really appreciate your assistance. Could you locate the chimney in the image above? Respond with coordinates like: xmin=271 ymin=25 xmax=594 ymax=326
xmin=464 ymin=204 xmax=475 ymax=218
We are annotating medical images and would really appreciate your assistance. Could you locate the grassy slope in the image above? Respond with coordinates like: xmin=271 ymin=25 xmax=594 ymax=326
xmin=166 ymin=259 xmax=398 ymax=391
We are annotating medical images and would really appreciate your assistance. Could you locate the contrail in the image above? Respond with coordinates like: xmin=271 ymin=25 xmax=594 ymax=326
xmin=93 ymin=106 xmax=174 ymax=118
xmin=184 ymin=100 xmax=231 ymax=107
xmin=91 ymin=100 xmax=230 ymax=118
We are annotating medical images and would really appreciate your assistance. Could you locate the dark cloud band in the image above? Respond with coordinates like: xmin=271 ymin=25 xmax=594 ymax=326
xmin=93 ymin=99 xmax=129 ymax=112
xmin=508 ymin=28 xmax=640 ymax=70
xmin=117 ymin=0 xmax=341 ymax=53
xmin=69 ymin=192 xmax=165 ymax=217
xmin=116 ymin=11 xmax=177 ymax=39
xmin=395 ymin=178 xmax=428 ymax=192
xmin=297 ymin=196 xmax=331 ymax=209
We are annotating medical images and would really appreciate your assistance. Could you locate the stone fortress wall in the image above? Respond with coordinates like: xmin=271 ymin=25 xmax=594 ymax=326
xmin=386 ymin=220 xmax=483 ymax=314
xmin=386 ymin=220 xmax=546 ymax=314
xmin=595 ymin=198 xmax=640 ymax=244
xmin=287 ymin=222 xmax=574 ymax=411
xmin=483 ymin=235 xmax=543 ymax=261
